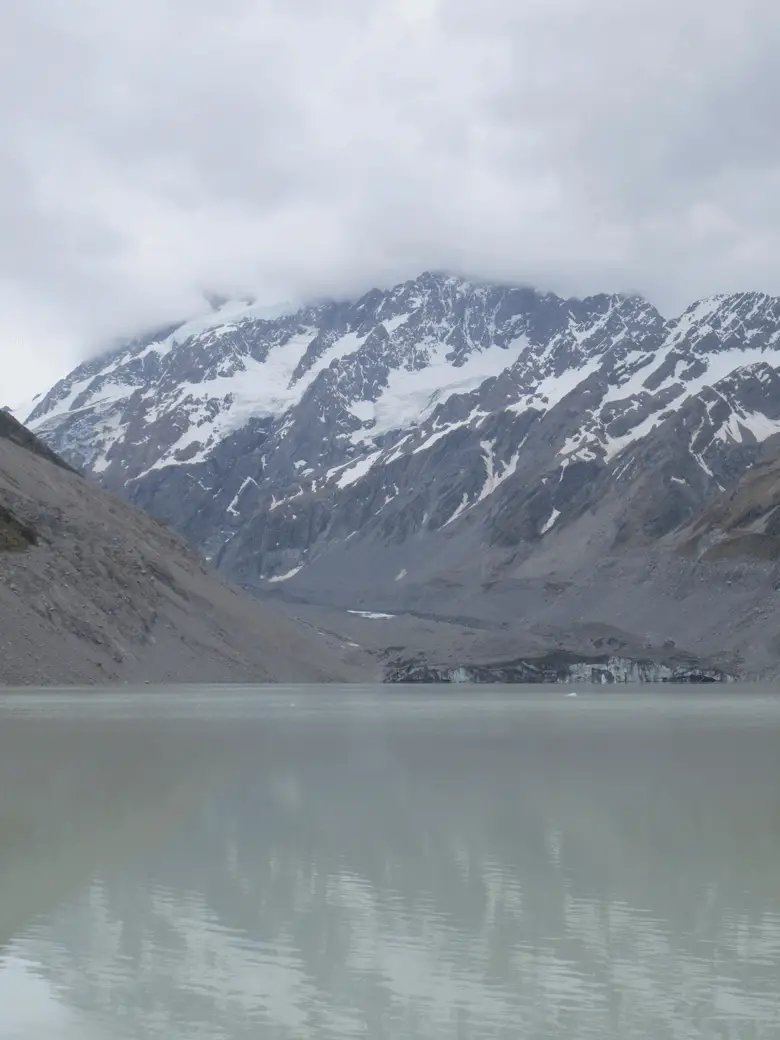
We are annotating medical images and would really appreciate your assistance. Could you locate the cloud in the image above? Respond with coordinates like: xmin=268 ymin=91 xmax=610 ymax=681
xmin=2 ymin=0 xmax=780 ymax=400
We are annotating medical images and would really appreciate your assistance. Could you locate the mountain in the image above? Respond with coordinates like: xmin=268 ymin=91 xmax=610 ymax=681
xmin=25 ymin=272 xmax=780 ymax=679
xmin=0 ymin=409 xmax=369 ymax=685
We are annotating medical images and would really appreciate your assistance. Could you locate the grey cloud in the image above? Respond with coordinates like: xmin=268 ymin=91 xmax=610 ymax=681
xmin=3 ymin=0 xmax=780 ymax=401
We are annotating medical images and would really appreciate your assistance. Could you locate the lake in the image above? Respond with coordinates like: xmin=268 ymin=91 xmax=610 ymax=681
xmin=1 ymin=685 xmax=779 ymax=1038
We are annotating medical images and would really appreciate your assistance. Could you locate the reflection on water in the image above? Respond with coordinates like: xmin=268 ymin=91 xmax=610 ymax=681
xmin=1 ymin=687 xmax=780 ymax=1038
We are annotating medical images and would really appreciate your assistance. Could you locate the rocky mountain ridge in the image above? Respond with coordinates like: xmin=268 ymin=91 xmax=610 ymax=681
xmin=23 ymin=272 xmax=780 ymax=678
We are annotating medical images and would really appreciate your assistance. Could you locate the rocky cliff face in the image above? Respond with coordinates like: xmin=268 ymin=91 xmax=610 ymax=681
xmin=24 ymin=273 xmax=780 ymax=678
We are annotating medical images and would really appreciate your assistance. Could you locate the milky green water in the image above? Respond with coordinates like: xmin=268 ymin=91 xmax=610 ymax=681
xmin=1 ymin=685 xmax=779 ymax=1038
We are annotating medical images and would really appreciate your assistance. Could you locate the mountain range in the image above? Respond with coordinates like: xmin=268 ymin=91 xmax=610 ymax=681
xmin=22 ymin=271 xmax=780 ymax=680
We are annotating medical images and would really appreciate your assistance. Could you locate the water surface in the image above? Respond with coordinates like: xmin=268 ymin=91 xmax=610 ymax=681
xmin=1 ymin=685 xmax=779 ymax=1038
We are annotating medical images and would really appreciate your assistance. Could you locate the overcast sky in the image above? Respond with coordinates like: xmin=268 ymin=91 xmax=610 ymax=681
xmin=3 ymin=0 xmax=780 ymax=403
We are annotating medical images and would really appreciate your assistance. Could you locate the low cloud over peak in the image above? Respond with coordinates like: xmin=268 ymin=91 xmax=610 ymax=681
xmin=3 ymin=0 xmax=780 ymax=399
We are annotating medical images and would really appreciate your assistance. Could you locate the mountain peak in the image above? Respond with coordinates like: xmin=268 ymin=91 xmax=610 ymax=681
xmin=23 ymin=270 xmax=780 ymax=676
xmin=23 ymin=271 xmax=780 ymax=603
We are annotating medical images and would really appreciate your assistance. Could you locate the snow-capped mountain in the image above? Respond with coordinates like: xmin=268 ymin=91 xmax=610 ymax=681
xmin=26 ymin=273 xmax=780 ymax=603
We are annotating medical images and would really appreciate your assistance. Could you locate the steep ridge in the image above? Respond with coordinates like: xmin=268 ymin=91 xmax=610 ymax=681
xmin=0 ymin=411 xmax=369 ymax=685
xmin=26 ymin=275 xmax=667 ymax=569
xmin=25 ymin=275 xmax=780 ymax=678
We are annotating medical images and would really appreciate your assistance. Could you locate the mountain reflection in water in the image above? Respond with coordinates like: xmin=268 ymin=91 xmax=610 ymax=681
xmin=1 ymin=686 xmax=779 ymax=1038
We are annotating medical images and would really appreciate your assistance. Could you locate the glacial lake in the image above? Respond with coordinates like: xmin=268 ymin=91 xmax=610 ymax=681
xmin=1 ymin=685 xmax=779 ymax=1039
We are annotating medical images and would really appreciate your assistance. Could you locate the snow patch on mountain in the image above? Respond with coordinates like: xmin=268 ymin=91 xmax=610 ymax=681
xmin=477 ymin=440 xmax=524 ymax=504
xmin=267 ymin=565 xmax=304 ymax=583
xmin=347 ymin=610 xmax=396 ymax=619
xmin=349 ymin=335 xmax=531 ymax=444
xmin=444 ymin=493 xmax=471 ymax=527
xmin=541 ymin=508 xmax=561 ymax=534
xmin=507 ymin=355 xmax=603 ymax=415
xmin=336 ymin=450 xmax=384 ymax=489
xmin=411 ymin=419 xmax=475 ymax=456
xmin=714 ymin=409 xmax=780 ymax=444
xmin=227 ymin=477 xmax=258 ymax=517
xmin=141 ymin=329 xmax=369 ymax=469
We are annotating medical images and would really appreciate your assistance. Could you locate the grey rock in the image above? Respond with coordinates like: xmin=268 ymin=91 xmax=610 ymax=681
xmin=0 ymin=412 xmax=372 ymax=685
